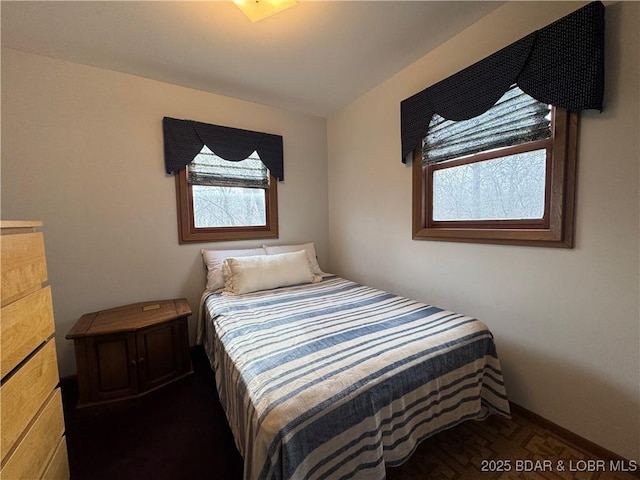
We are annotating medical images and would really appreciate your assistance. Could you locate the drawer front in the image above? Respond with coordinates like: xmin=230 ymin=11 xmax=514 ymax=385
xmin=1 ymin=232 xmax=48 ymax=304
xmin=42 ymin=436 xmax=70 ymax=480
xmin=1 ymin=339 xmax=60 ymax=461
xmin=1 ymin=389 xmax=66 ymax=480
xmin=1 ymin=286 xmax=55 ymax=378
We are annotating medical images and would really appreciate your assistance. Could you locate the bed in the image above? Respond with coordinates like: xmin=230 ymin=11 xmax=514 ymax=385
xmin=197 ymin=247 xmax=510 ymax=480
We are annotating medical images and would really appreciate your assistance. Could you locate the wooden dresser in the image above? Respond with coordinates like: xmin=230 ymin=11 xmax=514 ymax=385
xmin=66 ymin=299 xmax=192 ymax=411
xmin=1 ymin=221 xmax=69 ymax=479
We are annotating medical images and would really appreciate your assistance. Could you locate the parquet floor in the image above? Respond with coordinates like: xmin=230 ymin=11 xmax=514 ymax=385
xmin=387 ymin=411 xmax=637 ymax=480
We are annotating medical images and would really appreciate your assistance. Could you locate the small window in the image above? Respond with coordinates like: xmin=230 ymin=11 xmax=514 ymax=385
xmin=412 ymin=86 xmax=578 ymax=247
xmin=175 ymin=146 xmax=278 ymax=243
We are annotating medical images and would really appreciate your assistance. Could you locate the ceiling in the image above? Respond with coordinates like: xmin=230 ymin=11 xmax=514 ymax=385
xmin=1 ymin=1 xmax=504 ymax=117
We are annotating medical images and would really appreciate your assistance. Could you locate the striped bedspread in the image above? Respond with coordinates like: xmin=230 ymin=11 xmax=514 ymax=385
xmin=199 ymin=275 xmax=510 ymax=480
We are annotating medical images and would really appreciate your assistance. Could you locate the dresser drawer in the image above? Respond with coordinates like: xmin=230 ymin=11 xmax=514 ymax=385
xmin=1 ymin=339 xmax=60 ymax=461
xmin=1 ymin=389 xmax=65 ymax=480
xmin=1 ymin=286 xmax=55 ymax=378
xmin=0 ymin=232 xmax=48 ymax=304
xmin=42 ymin=436 xmax=70 ymax=480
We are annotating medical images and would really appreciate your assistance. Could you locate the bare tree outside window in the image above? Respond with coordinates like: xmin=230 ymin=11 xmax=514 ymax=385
xmin=175 ymin=146 xmax=278 ymax=243
xmin=192 ymin=185 xmax=266 ymax=227
xmin=412 ymin=85 xmax=578 ymax=247
xmin=432 ymin=150 xmax=546 ymax=221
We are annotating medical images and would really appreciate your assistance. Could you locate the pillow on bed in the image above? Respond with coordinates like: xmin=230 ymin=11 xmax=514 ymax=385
xmin=201 ymin=247 xmax=266 ymax=291
xmin=222 ymin=250 xmax=321 ymax=295
xmin=263 ymin=242 xmax=323 ymax=275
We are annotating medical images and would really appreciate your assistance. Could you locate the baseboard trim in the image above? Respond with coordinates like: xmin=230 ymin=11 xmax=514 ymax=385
xmin=510 ymin=402 xmax=639 ymax=478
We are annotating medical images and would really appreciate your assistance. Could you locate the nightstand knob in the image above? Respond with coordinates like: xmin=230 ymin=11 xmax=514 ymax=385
xmin=130 ymin=360 xmax=137 ymax=368
xmin=138 ymin=357 xmax=146 ymax=365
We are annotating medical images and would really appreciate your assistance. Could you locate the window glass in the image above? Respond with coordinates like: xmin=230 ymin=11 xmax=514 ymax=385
xmin=432 ymin=149 xmax=546 ymax=221
xmin=412 ymin=86 xmax=578 ymax=247
xmin=192 ymin=185 xmax=266 ymax=228
xmin=189 ymin=147 xmax=268 ymax=228
xmin=175 ymin=146 xmax=278 ymax=243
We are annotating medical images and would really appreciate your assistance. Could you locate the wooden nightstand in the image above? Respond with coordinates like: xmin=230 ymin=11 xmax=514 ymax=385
xmin=66 ymin=298 xmax=193 ymax=411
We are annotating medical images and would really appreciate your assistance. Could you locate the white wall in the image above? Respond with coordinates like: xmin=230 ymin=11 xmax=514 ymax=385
xmin=1 ymin=48 xmax=328 ymax=378
xmin=327 ymin=1 xmax=639 ymax=462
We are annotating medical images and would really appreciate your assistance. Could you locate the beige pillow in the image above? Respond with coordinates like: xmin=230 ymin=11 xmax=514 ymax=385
xmin=263 ymin=242 xmax=323 ymax=275
xmin=201 ymin=247 xmax=266 ymax=291
xmin=222 ymin=250 xmax=321 ymax=295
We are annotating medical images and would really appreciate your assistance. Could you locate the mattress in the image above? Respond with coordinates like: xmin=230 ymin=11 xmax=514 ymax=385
xmin=199 ymin=275 xmax=510 ymax=480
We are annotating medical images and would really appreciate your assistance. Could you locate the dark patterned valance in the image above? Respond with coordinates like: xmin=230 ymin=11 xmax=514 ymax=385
xmin=400 ymin=1 xmax=605 ymax=163
xmin=163 ymin=117 xmax=284 ymax=181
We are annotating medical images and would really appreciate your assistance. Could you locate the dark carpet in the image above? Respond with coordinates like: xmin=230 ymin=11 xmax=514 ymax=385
xmin=62 ymin=347 xmax=243 ymax=480
xmin=62 ymin=347 xmax=637 ymax=480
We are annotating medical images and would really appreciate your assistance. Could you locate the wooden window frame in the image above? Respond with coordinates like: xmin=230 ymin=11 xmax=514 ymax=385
xmin=412 ymin=107 xmax=579 ymax=248
xmin=175 ymin=167 xmax=278 ymax=244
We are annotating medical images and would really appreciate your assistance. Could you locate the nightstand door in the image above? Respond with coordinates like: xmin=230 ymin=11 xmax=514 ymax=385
xmin=135 ymin=320 xmax=184 ymax=391
xmin=84 ymin=333 xmax=139 ymax=402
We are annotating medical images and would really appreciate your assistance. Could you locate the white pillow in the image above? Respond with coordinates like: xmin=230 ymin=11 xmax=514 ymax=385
xmin=263 ymin=242 xmax=323 ymax=275
xmin=201 ymin=247 xmax=266 ymax=291
xmin=222 ymin=251 xmax=321 ymax=295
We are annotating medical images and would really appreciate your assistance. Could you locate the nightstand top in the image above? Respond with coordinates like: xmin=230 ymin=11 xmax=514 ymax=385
xmin=66 ymin=298 xmax=191 ymax=339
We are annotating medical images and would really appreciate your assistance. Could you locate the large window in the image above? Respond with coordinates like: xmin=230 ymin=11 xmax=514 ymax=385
xmin=175 ymin=146 xmax=278 ymax=243
xmin=163 ymin=117 xmax=282 ymax=244
xmin=401 ymin=2 xmax=604 ymax=248
xmin=412 ymin=86 xmax=578 ymax=247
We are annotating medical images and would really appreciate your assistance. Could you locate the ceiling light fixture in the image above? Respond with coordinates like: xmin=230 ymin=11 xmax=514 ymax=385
xmin=232 ymin=0 xmax=298 ymax=23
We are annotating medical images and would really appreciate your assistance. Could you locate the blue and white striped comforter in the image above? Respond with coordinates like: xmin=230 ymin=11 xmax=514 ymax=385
xmin=199 ymin=276 xmax=510 ymax=480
